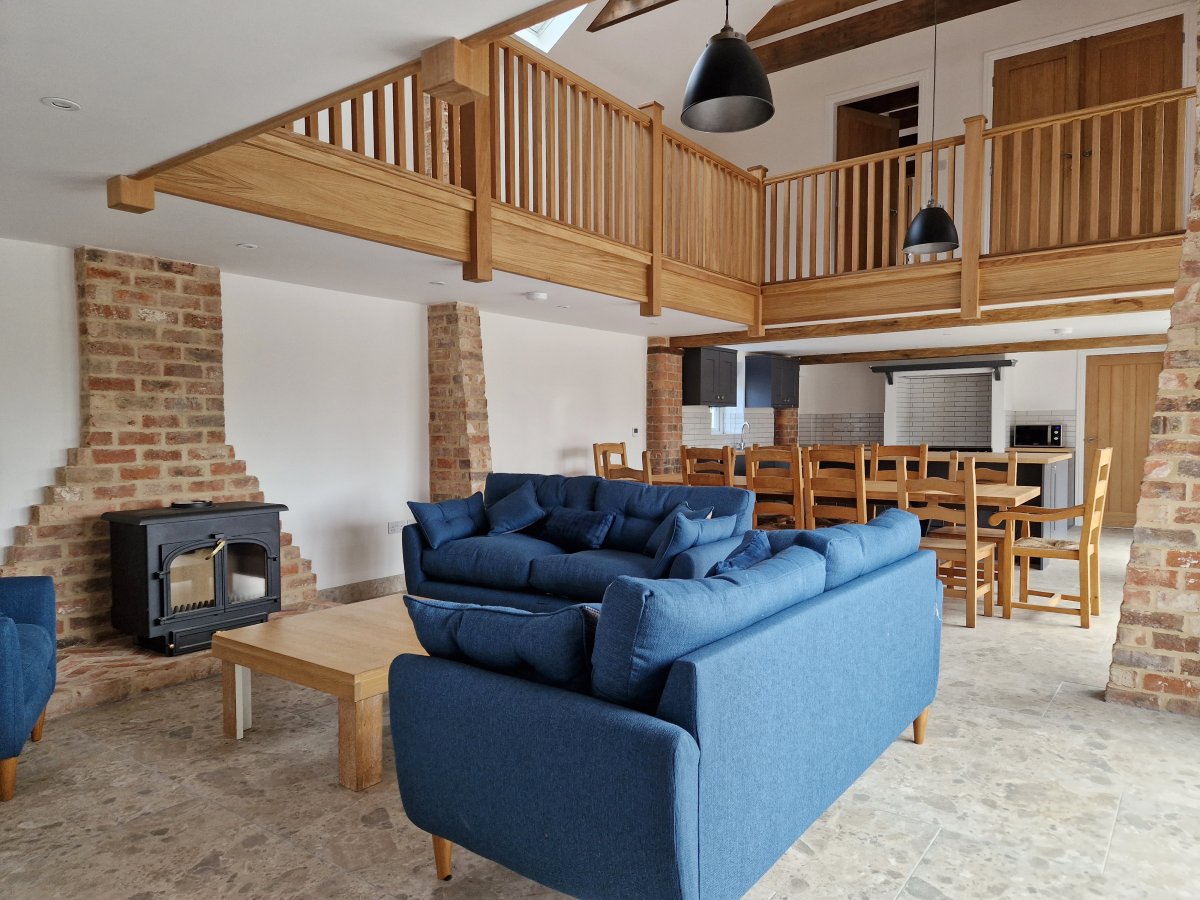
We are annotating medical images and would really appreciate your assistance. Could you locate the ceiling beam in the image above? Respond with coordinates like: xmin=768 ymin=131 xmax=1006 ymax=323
xmin=754 ymin=0 xmax=1023 ymax=75
xmin=792 ymin=333 xmax=1167 ymax=365
xmin=587 ymin=0 xmax=684 ymax=33
xmin=464 ymin=0 xmax=589 ymax=47
xmin=748 ymin=0 xmax=877 ymax=42
xmin=668 ymin=295 xmax=1174 ymax=348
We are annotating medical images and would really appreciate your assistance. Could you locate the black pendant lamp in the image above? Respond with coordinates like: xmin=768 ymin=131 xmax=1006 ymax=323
xmin=681 ymin=0 xmax=774 ymax=133
xmin=903 ymin=0 xmax=959 ymax=255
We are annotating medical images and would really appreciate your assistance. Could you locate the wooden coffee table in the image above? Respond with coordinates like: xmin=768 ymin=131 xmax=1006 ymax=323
xmin=211 ymin=594 xmax=425 ymax=791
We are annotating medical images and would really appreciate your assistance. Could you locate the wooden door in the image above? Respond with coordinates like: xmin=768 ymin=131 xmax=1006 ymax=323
xmin=836 ymin=106 xmax=900 ymax=271
xmin=1084 ymin=351 xmax=1163 ymax=527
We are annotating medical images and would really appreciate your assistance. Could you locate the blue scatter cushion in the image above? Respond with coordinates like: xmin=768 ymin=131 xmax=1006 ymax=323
xmin=408 ymin=492 xmax=486 ymax=550
xmin=543 ymin=507 xmax=617 ymax=551
xmin=404 ymin=596 xmax=598 ymax=691
xmin=793 ymin=508 xmax=921 ymax=589
xmin=592 ymin=545 xmax=827 ymax=709
xmin=486 ymin=479 xmax=546 ymax=536
xmin=643 ymin=502 xmax=716 ymax=556
xmin=708 ymin=530 xmax=772 ymax=576
xmin=651 ymin=511 xmax=739 ymax=578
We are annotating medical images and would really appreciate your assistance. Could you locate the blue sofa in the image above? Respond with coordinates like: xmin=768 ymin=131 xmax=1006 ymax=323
xmin=1 ymin=576 xmax=57 ymax=801
xmin=390 ymin=512 xmax=942 ymax=899
xmin=402 ymin=473 xmax=755 ymax=611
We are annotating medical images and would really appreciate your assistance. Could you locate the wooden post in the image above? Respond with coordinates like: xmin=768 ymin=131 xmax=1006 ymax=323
xmin=461 ymin=99 xmax=494 ymax=282
xmin=106 ymin=175 xmax=155 ymax=213
xmin=960 ymin=115 xmax=987 ymax=319
xmin=639 ymin=102 xmax=665 ymax=318
xmin=748 ymin=165 xmax=769 ymax=336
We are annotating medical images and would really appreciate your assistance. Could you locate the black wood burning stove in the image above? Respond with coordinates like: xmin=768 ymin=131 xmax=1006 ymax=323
xmin=101 ymin=501 xmax=287 ymax=655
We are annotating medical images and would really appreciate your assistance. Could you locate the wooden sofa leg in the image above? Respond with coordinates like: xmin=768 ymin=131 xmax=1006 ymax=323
xmin=1 ymin=757 xmax=16 ymax=801
xmin=31 ymin=709 xmax=46 ymax=742
xmin=912 ymin=708 xmax=930 ymax=745
xmin=433 ymin=835 xmax=453 ymax=881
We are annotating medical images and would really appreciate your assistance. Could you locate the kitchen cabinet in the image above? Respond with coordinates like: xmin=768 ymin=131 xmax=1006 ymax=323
xmin=683 ymin=347 xmax=737 ymax=407
xmin=744 ymin=355 xmax=799 ymax=409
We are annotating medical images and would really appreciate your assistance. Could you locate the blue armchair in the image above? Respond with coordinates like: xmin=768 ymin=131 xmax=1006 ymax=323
xmin=1 ymin=576 xmax=57 ymax=801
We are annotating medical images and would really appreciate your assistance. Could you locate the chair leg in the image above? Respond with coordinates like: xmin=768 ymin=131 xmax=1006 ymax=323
xmin=433 ymin=835 xmax=453 ymax=881
xmin=982 ymin=553 xmax=995 ymax=618
xmin=0 ymin=757 xmax=16 ymax=802
xmin=1019 ymin=553 xmax=1030 ymax=607
xmin=966 ymin=557 xmax=977 ymax=629
xmin=1001 ymin=526 xmax=1015 ymax=619
xmin=30 ymin=709 xmax=46 ymax=743
xmin=1078 ymin=556 xmax=1092 ymax=629
xmin=1089 ymin=549 xmax=1101 ymax=615
xmin=913 ymin=708 xmax=930 ymax=745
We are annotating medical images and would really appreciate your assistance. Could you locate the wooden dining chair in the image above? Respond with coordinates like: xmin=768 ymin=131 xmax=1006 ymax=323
xmin=681 ymin=445 xmax=736 ymax=487
xmin=593 ymin=442 xmax=627 ymax=477
xmin=899 ymin=458 xmax=995 ymax=628
xmin=802 ymin=445 xmax=868 ymax=527
xmin=930 ymin=450 xmax=1019 ymax=546
xmin=605 ymin=450 xmax=654 ymax=485
xmin=745 ymin=445 xmax=804 ymax=529
xmin=871 ymin=444 xmax=929 ymax=481
xmin=989 ymin=447 xmax=1112 ymax=628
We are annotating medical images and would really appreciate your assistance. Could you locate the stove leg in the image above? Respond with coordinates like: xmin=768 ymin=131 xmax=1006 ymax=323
xmin=222 ymin=662 xmax=252 ymax=739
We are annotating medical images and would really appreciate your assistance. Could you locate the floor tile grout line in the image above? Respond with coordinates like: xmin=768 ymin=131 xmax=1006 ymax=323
xmin=894 ymin=824 xmax=941 ymax=899
xmin=1100 ymin=791 xmax=1123 ymax=877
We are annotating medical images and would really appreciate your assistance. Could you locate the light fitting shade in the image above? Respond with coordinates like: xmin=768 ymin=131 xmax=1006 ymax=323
xmin=903 ymin=201 xmax=960 ymax=255
xmin=681 ymin=25 xmax=774 ymax=133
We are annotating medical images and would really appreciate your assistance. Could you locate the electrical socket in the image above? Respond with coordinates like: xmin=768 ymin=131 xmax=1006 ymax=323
xmin=387 ymin=519 xmax=413 ymax=534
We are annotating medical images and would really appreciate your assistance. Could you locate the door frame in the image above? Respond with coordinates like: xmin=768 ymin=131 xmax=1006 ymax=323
xmin=824 ymin=70 xmax=929 ymax=167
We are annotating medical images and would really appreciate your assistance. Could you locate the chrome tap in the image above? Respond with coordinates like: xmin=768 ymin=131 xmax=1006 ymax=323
xmin=737 ymin=421 xmax=751 ymax=451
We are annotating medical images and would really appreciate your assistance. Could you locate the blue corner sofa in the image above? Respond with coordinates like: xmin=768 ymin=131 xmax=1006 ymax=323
xmin=402 ymin=473 xmax=755 ymax=610
xmin=389 ymin=510 xmax=942 ymax=899
xmin=1 ymin=576 xmax=57 ymax=801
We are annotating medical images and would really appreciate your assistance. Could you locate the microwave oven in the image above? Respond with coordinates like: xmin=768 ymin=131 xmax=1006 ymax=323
xmin=1011 ymin=424 xmax=1062 ymax=447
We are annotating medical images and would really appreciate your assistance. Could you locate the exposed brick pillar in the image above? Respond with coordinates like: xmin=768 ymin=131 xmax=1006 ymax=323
xmin=1107 ymin=74 xmax=1200 ymax=716
xmin=0 ymin=248 xmax=317 ymax=644
xmin=774 ymin=407 xmax=799 ymax=446
xmin=427 ymin=303 xmax=491 ymax=501
xmin=647 ymin=337 xmax=683 ymax=475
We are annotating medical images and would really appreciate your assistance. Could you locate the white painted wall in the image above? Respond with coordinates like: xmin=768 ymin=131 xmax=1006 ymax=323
xmin=1005 ymin=351 xmax=1079 ymax=411
xmin=0 ymin=238 xmax=79 ymax=549
xmin=796 ymin=363 xmax=884 ymax=413
xmin=221 ymin=273 xmax=428 ymax=590
xmin=482 ymin=311 xmax=646 ymax=476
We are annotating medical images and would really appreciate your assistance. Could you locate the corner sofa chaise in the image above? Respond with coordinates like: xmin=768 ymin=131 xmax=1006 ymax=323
xmin=389 ymin=508 xmax=942 ymax=899
xmin=402 ymin=472 xmax=755 ymax=610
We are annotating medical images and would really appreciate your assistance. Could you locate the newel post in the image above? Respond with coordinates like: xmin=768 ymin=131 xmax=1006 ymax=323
xmin=748 ymin=165 xmax=769 ymax=337
xmin=960 ymin=115 xmax=988 ymax=319
xmin=639 ymin=102 xmax=665 ymax=318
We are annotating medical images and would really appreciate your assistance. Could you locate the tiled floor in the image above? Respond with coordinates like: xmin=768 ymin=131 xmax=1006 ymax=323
xmin=3 ymin=530 xmax=1199 ymax=899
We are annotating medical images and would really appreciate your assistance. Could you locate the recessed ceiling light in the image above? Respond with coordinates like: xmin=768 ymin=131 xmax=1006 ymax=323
xmin=526 ymin=291 xmax=549 ymax=302
xmin=41 ymin=96 xmax=80 ymax=111
xmin=557 ymin=304 xmax=570 ymax=309
xmin=235 ymin=242 xmax=258 ymax=250
xmin=1052 ymin=327 xmax=1073 ymax=336
xmin=429 ymin=280 xmax=447 ymax=286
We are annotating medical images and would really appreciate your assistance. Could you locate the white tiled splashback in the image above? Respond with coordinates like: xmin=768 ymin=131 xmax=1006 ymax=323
xmin=682 ymin=406 xmax=774 ymax=447
xmin=797 ymin=413 xmax=884 ymax=445
xmin=1007 ymin=409 xmax=1078 ymax=448
xmin=894 ymin=373 xmax=991 ymax=447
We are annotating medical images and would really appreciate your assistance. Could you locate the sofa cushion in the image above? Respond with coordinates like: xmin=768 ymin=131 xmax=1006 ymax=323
xmin=594 ymin=480 xmax=752 ymax=553
xmin=486 ymin=480 xmax=546 ymax=536
xmin=423 ymin=534 xmax=566 ymax=591
xmin=485 ymin=473 xmax=601 ymax=513
xmin=709 ymin=530 xmax=772 ymax=576
xmin=408 ymin=492 xmax=486 ymax=550
xmin=790 ymin=508 xmax=921 ymax=589
xmin=643 ymin=502 xmax=715 ymax=556
xmin=530 ymin=549 xmax=657 ymax=602
xmin=592 ymin=545 xmax=827 ymax=710
xmin=543 ymin=508 xmax=617 ymax=552
xmin=651 ymin=512 xmax=739 ymax=578
xmin=405 ymin=596 xmax=598 ymax=691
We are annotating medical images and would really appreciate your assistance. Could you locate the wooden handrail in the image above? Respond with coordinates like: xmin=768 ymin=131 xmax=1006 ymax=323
xmin=765 ymin=135 xmax=965 ymax=185
xmin=984 ymin=86 xmax=1195 ymax=138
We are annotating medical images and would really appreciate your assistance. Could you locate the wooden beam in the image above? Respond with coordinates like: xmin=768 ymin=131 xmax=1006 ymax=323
xmin=669 ymin=295 xmax=1174 ymax=348
xmin=464 ymin=0 xmax=589 ymax=47
xmin=588 ymin=0 xmax=683 ymax=33
xmin=460 ymin=100 xmax=494 ymax=282
xmin=641 ymin=101 xmax=665 ymax=318
xmin=959 ymin=115 xmax=987 ymax=319
xmin=748 ymin=0 xmax=877 ymax=42
xmin=106 ymin=175 xmax=155 ymax=213
xmin=792 ymin=333 xmax=1166 ymax=365
xmin=755 ymin=0 xmax=1023 ymax=75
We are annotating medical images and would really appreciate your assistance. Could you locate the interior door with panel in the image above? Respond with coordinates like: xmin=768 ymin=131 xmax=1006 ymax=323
xmin=836 ymin=106 xmax=900 ymax=272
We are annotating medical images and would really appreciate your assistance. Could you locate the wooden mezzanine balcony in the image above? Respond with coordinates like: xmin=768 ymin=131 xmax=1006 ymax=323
xmin=111 ymin=39 xmax=1193 ymax=332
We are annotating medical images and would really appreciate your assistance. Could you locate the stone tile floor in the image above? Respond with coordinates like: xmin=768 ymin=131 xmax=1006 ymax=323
xmin=3 ymin=529 xmax=1199 ymax=899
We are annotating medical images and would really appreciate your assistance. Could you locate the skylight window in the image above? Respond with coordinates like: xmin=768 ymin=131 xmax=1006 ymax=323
xmin=515 ymin=5 xmax=585 ymax=52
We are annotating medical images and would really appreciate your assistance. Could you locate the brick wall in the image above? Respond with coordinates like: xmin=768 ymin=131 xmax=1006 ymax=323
xmin=647 ymin=338 xmax=683 ymax=474
xmin=427 ymin=303 xmax=491 ymax=501
xmin=774 ymin=407 xmax=798 ymax=445
xmin=0 ymin=248 xmax=316 ymax=644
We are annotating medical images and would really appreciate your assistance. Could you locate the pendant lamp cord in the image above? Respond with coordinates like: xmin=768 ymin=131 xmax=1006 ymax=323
xmin=725 ymin=0 xmax=730 ymax=29
xmin=928 ymin=0 xmax=938 ymax=199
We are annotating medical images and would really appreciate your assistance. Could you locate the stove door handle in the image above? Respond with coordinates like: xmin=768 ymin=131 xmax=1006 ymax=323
xmin=205 ymin=539 xmax=227 ymax=560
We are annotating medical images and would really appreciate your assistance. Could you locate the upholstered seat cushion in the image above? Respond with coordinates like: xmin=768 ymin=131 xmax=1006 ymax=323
xmin=530 ymin=550 xmax=656 ymax=601
xmin=594 ymin=480 xmax=751 ymax=553
xmin=1015 ymin=536 xmax=1080 ymax=552
xmin=788 ymin=508 xmax=921 ymax=590
xmin=16 ymin=623 xmax=54 ymax=725
xmin=424 ymin=534 xmax=566 ymax=591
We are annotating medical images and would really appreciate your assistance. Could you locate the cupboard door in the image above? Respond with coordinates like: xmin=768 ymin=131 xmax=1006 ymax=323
xmin=716 ymin=350 xmax=737 ymax=407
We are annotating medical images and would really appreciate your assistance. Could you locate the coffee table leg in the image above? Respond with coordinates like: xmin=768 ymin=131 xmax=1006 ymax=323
xmin=338 ymin=695 xmax=383 ymax=791
xmin=222 ymin=662 xmax=252 ymax=739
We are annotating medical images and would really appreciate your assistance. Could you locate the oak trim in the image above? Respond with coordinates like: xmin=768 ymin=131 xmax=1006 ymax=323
xmin=792 ymin=333 xmax=1166 ymax=365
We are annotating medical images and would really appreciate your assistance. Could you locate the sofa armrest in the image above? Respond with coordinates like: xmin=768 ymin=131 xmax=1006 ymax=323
xmin=0 ymin=617 xmax=25 ymax=756
xmin=400 ymin=524 xmax=429 ymax=593
xmin=0 ymin=576 xmax=56 ymax=636
xmin=668 ymin=535 xmax=744 ymax=579
xmin=389 ymin=655 xmax=700 ymax=900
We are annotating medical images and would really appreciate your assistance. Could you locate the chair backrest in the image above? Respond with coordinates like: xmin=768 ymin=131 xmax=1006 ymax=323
xmin=898 ymin=458 xmax=980 ymax=547
xmin=871 ymin=444 xmax=929 ymax=480
xmin=681 ymin=445 xmax=735 ymax=487
xmin=745 ymin=445 xmax=804 ymax=527
xmin=606 ymin=450 xmax=654 ymax=485
xmin=1080 ymin=447 xmax=1113 ymax=550
xmin=975 ymin=449 xmax=1019 ymax=485
xmin=593 ymin=442 xmax=627 ymax=477
xmin=802 ymin=445 xmax=868 ymax=526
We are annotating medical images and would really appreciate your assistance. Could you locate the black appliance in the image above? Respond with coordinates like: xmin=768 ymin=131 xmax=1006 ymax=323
xmin=101 ymin=501 xmax=287 ymax=655
xmin=1011 ymin=424 xmax=1062 ymax=448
